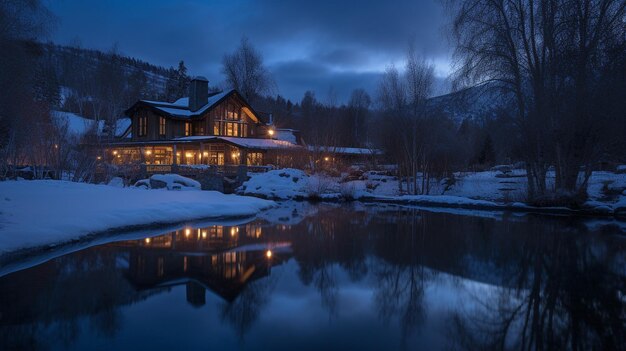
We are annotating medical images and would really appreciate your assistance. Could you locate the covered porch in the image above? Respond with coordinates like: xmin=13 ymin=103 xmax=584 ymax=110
xmin=104 ymin=136 xmax=302 ymax=176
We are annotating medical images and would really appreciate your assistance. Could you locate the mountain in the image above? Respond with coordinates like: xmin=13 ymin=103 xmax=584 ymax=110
xmin=427 ymin=82 xmax=516 ymax=125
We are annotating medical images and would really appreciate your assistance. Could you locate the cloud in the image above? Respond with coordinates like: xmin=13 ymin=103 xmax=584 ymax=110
xmin=47 ymin=0 xmax=451 ymax=102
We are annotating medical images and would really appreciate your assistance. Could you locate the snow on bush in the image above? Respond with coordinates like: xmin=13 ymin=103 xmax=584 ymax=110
xmin=134 ymin=174 xmax=201 ymax=191
xmin=107 ymin=177 xmax=125 ymax=188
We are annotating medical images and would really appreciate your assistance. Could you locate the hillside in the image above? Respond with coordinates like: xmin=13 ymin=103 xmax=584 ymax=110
xmin=427 ymin=82 xmax=516 ymax=125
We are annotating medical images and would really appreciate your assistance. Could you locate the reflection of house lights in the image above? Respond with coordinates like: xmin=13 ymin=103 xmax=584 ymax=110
xmin=145 ymin=238 xmax=151 ymax=244
xmin=266 ymin=250 xmax=272 ymax=258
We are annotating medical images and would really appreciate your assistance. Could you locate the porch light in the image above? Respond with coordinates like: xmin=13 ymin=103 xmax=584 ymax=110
xmin=324 ymin=157 xmax=330 ymax=161
xmin=268 ymin=129 xmax=275 ymax=136
xmin=185 ymin=228 xmax=191 ymax=237
xmin=202 ymin=230 xmax=207 ymax=239
xmin=203 ymin=152 xmax=209 ymax=157
xmin=266 ymin=250 xmax=272 ymax=259
xmin=145 ymin=150 xmax=152 ymax=155
xmin=112 ymin=150 xmax=118 ymax=155
xmin=145 ymin=238 xmax=151 ymax=244
xmin=185 ymin=152 xmax=193 ymax=158
xmin=230 ymin=227 xmax=237 ymax=236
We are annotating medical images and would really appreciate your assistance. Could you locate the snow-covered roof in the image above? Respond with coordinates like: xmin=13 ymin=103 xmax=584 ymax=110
xmin=114 ymin=118 xmax=131 ymax=138
xmin=308 ymin=145 xmax=383 ymax=155
xmin=139 ymin=91 xmax=231 ymax=118
xmin=275 ymin=129 xmax=298 ymax=144
xmin=173 ymin=136 xmax=301 ymax=150
xmin=52 ymin=110 xmax=105 ymax=136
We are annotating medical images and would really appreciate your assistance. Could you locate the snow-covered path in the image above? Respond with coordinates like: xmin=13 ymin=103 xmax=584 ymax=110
xmin=0 ymin=180 xmax=274 ymax=254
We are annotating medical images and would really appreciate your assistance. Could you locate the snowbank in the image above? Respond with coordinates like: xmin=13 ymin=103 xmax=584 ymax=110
xmin=240 ymin=169 xmax=313 ymax=199
xmin=241 ymin=168 xmax=626 ymax=217
xmin=0 ymin=180 xmax=275 ymax=254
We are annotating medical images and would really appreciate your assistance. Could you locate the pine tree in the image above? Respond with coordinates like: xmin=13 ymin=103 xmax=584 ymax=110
xmin=165 ymin=60 xmax=190 ymax=101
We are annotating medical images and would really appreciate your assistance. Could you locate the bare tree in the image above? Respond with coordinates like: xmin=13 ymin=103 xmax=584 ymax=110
xmin=222 ymin=37 xmax=274 ymax=104
xmin=447 ymin=0 xmax=626 ymax=201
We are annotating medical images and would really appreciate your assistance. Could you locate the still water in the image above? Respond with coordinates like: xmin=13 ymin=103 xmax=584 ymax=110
xmin=0 ymin=203 xmax=624 ymax=350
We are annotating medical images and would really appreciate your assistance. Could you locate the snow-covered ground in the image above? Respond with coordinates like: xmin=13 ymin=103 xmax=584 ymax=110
xmin=240 ymin=168 xmax=626 ymax=215
xmin=0 ymin=180 xmax=274 ymax=254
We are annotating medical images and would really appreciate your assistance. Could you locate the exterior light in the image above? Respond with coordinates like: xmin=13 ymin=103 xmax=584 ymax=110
xmin=185 ymin=228 xmax=191 ymax=237
xmin=185 ymin=152 xmax=193 ymax=158
xmin=203 ymin=152 xmax=209 ymax=157
xmin=230 ymin=227 xmax=236 ymax=236
xmin=145 ymin=150 xmax=152 ymax=155
xmin=324 ymin=157 xmax=330 ymax=162
xmin=266 ymin=250 xmax=272 ymax=258
xmin=96 ymin=156 xmax=102 ymax=160
xmin=116 ymin=155 xmax=121 ymax=158
xmin=112 ymin=150 xmax=118 ymax=155
xmin=145 ymin=238 xmax=151 ymax=244
xmin=268 ymin=129 xmax=275 ymax=136
xmin=202 ymin=230 xmax=207 ymax=239
xmin=54 ymin=144 xmax=58 ymax=149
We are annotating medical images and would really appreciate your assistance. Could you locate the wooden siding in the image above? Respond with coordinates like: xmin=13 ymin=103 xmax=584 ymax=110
xmin=130 ymin=94 xmax=263 ymax=142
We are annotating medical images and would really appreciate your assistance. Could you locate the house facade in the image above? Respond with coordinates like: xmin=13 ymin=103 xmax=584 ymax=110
xmin=107 ymin=77 xmax=301 ymax=173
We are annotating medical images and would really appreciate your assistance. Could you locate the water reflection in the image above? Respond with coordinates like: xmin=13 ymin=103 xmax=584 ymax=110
xmin=0 ymin=205 xmax=624 ymax=350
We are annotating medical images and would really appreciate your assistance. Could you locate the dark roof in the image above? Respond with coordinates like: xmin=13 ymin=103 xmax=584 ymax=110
xmin=125 ymin=89 xmax=267 ymax=123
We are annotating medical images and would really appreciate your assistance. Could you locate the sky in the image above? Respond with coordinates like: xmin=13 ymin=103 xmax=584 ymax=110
xmin=45 ymin=0 xmax=452 ymax=104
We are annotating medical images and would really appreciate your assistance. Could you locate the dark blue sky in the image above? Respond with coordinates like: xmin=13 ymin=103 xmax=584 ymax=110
xmin=46 ymin=0 xmax=451 ymax=103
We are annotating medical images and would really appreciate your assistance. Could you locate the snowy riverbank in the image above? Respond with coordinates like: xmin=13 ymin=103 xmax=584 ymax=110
xmin=240 ymin=168 xmax=626 ymax=218
xmin=0 ymin=180 xmax=275 ymax=255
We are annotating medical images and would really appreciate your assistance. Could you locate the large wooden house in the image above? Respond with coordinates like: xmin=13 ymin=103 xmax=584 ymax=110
xmin=107 ymin=77 xmax=301 ymax=173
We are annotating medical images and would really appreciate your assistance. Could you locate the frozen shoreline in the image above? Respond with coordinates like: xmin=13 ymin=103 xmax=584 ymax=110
xmin=240 ymin=169 xmax=626 ymax=219
xmin=0 ymin=180 xmax=275 ymax=257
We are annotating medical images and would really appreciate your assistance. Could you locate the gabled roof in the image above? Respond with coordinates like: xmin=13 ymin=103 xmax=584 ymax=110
xmin=126 ymin=90 xmax=265 ymax=123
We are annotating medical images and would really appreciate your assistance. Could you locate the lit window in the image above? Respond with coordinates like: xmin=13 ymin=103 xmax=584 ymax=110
xmin=138 ymin=116 xmax=147 ymax=137
xmin=159 ymin=117 xmax=166 ymax=136
xmin=185 ymin=122 xmax=191 ymax=136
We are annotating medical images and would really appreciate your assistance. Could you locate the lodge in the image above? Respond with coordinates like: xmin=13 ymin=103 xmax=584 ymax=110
xmin=107 ymin=76 xmax=303 ymax=174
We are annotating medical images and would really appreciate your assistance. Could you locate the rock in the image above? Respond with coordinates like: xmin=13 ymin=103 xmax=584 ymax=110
xmin=149 ymin=178 xmax=168 ymax=189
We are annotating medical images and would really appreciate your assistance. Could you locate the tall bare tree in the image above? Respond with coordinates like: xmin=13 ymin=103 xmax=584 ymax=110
xmin=222 ymin=37 xmax=274 ymax=104
xmin=448 ymin=0 xmax=626 ymax=201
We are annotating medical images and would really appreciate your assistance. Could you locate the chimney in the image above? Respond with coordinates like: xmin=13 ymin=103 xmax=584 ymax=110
xmin=188 ymin=76 xmax=208 ymax=112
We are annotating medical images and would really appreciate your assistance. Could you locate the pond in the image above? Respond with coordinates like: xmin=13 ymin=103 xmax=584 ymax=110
xmin=0 ymin=203 xmax=624 ymax=350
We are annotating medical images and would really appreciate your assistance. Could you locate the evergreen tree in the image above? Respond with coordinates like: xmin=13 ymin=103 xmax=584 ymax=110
xmin=165 ymin=60 xmax=190 ymax=101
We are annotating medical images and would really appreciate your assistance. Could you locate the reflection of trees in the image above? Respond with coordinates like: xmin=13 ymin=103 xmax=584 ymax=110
xmin=372 ymin=208 xmax=432 ymax=344
xmin=447 ymin=219 xmax=626 ymax=350
xmin=220 ymin=275 xmax=276 ymax=338
xmin=291 ymin=209 xmax=372 ymax=316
